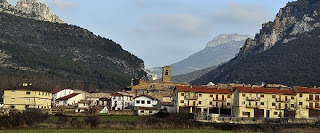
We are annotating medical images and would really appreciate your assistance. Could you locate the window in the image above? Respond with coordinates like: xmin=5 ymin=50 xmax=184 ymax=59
xmin=10 ymin=98 xmax=15 ymax=102
xmin=272 ymin=103 xmax=276 ymax=106
xmin=39 ymin=92 xmax=41 ymax=95
xmin=180 ymin=100 xmax=184 ymax=103
xmin=261 ymin=95 xmax=264 ymax=98
xmin=227 ymin=102 xmax=230 ymax=106
xmin=181 ymin=93 xmax=184 ymax=96
xmin=198 ymin=101 xmax=202 ymax=105
xmin=299 ymin=102 xmax=303 ymax=106
xmin=26 ymin=91 xmax=31 ymax=95
xmin=210 ymin=102 xmax=213 ymax=105
xmin=141 ymin=100 xmax=145 ymax=104
xmin=25 ymin=105 xmax=29 ymax=109
xmin=272 ymin=95 xmax=276 ymax=98
xmin=242 ymin=94 xmax=246 ymax=97
xmin=140 ymin=110 xmax=144 ymax=113
xmin=316 ymin=95 xmax=320 ymax=100
xmin=147 ymin=101 xmax=151 ymax=104
xmin=316 ymin=103 xmax=319 ymax=108
xmin=274 ymin=112 xmax=278 ymax=115
xmin=227 ymin=95 xmax=231 ymax=98
xmin=210 ymin=94 xmax=213 ymax=97
xmin=11 ymin=91 xmax=15 ymax=95
xmin=199 ymin=94 xmax=202 ymax=97
xmin=26 ymin=99 xmax=30 ymax=102
xmin=42 ymin=92 xmax=44 ymax=95
xmin=299 ymin=94 xmax=303 ymax=97
xmin=136 ymin=100 xmax=140 ymax=104
xmin=242 ymin=112 xmax=250 ymax=116
xmin=291 ymin=104 xmax=294 ymax=108
xmin=165 ymin=70 xmax=168 ymax=75
xmin=291 ymin=96 xmax=294 ymax=100
xmin=261 ymin=102 xmax=264 ymax=105
xmin=10 ymin=106 xmax=15 ymax=109
xmin=242 ymin=101 xmax=245 ymax=105
xmin=149 ymin=111 xmax=153 ymax=114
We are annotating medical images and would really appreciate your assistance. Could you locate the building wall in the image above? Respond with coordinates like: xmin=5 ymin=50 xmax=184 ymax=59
xmin=137 ymin=109 xmax=159 ymax=116
xmin=175 ymin=90 xmax=232 ymax=113
xmin=3 ymin=89 xmax=52 ymax=110
xmin=234 ymin=91 xmax=296 ymax=118
xmin=111 ymin=95 xmax=133 ymax=110
xmin=53 ymin=89 xmax=74 ymax=106
xmin=133 ymin=96 xmax=158 ymax=109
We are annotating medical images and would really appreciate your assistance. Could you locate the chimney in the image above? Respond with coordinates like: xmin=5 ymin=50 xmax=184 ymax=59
xmin=217 ymin=86 xmax=220 ymax=90
xmin=189 ymin=85 xmax=193 ymax=89
xmin=250 ymin=85 xmax=253 ymax=89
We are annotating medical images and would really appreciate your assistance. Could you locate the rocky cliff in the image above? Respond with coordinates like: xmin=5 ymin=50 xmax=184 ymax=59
xmin=238 ymin=0 xmax=320 ymax=57
xmin=192 ymin=0 xmax=320 ymax=86
xmin=0 ymin=0 xmax=63 ymax=23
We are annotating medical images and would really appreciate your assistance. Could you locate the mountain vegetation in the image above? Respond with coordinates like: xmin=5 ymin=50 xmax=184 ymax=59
xmin=171 ymin=65 xmax=216 ymax=83
xmin=0 ymin=12 xmax=146 ymax=91
xmin=192 ymin=0 xmax=320 ymax=87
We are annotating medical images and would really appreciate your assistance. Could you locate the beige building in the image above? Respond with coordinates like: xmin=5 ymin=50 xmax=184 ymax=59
xmin=233 ymin=87 xmax=296 ymax=118
xmin=3 ymin=85 xmax=52 ymax=110
xmin=294 ymin=87 xmax=320 ymax=118
xmin=174 ymin=86 xmax=233 ymax=116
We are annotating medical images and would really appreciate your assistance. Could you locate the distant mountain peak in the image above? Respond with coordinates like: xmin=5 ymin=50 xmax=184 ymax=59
xmin=206 ymin=33 xmax=251 ymax=48
xmin=0 ymin=0 xmax=63 ymax=23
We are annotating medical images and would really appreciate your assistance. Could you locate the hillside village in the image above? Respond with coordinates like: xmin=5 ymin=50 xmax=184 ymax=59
xmin=1 ymin=66 xmax=320 ymax=124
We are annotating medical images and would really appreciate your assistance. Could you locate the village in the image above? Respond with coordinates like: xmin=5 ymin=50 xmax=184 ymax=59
xmin=1 ymin=66 xmax=320 ymax=124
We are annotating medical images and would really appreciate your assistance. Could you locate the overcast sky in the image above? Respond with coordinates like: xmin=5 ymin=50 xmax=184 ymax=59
xmin=9 ymin=0 xmax=294 ymax=68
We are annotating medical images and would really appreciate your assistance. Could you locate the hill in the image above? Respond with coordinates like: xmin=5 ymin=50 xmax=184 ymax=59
xmin=192 ymin=0 xmax=320 ymax=87
xmin=0 ymin=12 xmax=146 ymax=91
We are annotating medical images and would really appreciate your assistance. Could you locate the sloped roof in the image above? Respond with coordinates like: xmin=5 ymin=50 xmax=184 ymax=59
xmin=295 ymin=87 xmax=320 ymax=94
xmin=57 ymin=93 xmax=80 ymax=100
xmin=175 ymin=86 xmax=232 ymax=94
xmin=53 ymin=89 xmax=64 ymax=94
xmin=134 ymin=95 xmax=159 ymax=100
xmin=235 ymin=87 xmax=296 ymax=95
xmin=88 ymin=93 xmax=111 ymax=98
xmin=5 ymin=86 xmax=50 ymax=92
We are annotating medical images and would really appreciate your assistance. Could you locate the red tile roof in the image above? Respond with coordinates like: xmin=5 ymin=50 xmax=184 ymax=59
xmin=53 ymin=89 xmax=64 ymax=94
xmin=295 ymin=87 xmax=320 ymax=94
xmin=235 ymin=87 xmax=296 ymax=95
xmin=57 ymin=93 xmax=80 ymax=100
xmin=175 ymin=86 xmax=232 ymax=94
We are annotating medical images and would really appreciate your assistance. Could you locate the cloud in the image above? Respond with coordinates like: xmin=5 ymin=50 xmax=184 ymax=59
xmin=7 ymin=0 xmax=72 ymax=9
xmin=210 ymin=3 xmax=274 ymax=25
xmin=142 ymin=14 xmax=208 ymax=37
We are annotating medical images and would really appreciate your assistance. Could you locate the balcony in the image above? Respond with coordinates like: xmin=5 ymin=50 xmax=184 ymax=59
xmin=246 ymin=97 xmax=260 ymax=101
xmin=212 ymin=98 xmax=226 ymax=101
xmin=275 ymin=106 xmax=283 ymax=110
xmin=184 ymin=95 xmax=198 ymax=100
xmin=276 ymin=98 xmax=290 ymax=103
xmin=306 ymin=98 xmax=320 ymax=102
xmin=245 ymin=104 xmax=260 ymax=108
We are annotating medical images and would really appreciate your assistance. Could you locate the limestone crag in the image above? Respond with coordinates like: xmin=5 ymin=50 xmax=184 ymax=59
xmin=206 ymin=33 xmax=251 ymax=48
xmin=0 ymin=0 xmax=63 ymax=23
xmin=239 ymin=0 xmax=320 ymax=57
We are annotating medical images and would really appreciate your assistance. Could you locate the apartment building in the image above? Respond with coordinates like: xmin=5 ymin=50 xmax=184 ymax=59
xmin=174 ymin=86 xmax=233 ymax=116
xmin=233 ymin=87 xmax=296 ymax=118
xmin=3 ymin=85 xmax=52 ymax=110
xmin=294 ymin=87 xmax=320 ymax=118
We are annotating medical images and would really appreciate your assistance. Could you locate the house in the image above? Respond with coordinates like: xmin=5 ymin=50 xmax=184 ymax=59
xmin=75 ymin=100 xmax=93 ymax=112
xmin=133 ymin=95 xmax=160 ymax=115
xmin=52 ymin=88 xmax=74 ymax=107
xmin=232 ymin=87 xmax=296 ymax=118
xmin=294 ymin=87 xmax=320 ymax=118
xmin=86 ymin=93 xmax=111 ymax=106
xmin=111 ymin=92 xmax=134 ymax=110
xmin=56 ymin=91 xmax=87 ymax=106
xmin=3 ymin=84 xmax=52 ymax=110
xmin=174 ymin=86 xmax=233 ymax=116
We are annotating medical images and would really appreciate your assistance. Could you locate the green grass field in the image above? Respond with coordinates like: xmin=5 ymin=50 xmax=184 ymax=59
xmin=0 ymin=129 xmax=252 ymax=133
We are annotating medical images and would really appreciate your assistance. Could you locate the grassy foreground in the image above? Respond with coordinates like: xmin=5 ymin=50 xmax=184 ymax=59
xmin=0 ymin=129 xmax=253 ymax=133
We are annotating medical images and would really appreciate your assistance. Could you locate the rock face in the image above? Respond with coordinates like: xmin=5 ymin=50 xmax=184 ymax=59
xmin=191 ymin=0 xmax=320 ymax=86
xmin=238 ymin=0 xmax=320 ymax=57
xmin=0 ymin=0 xmax=63 ymax=23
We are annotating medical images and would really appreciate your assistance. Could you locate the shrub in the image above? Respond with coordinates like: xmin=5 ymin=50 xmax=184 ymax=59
xmin=85 ymin=115 xmax=100 ymax=128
